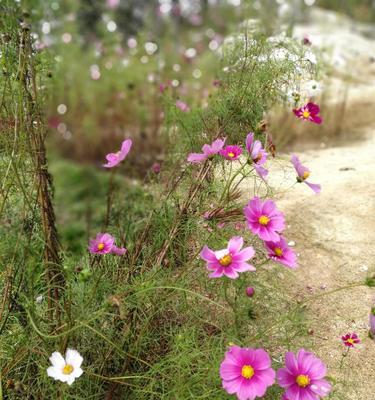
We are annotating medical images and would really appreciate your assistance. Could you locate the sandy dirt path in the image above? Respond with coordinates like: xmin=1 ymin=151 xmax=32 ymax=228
xmin=273 ymin=129 xmax=375 ymax=399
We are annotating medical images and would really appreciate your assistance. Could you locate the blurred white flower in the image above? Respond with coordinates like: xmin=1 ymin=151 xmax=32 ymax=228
xmin=35 ymin=294 xmax=44 ymax=303
xmin=47 ymin=349 xmax=83 ymax=385
xmin=145 ymin=42 xmax=158 ymax=55
xmin=305 ymin=50 xmax=317 ymax=64
xmin=303 ymin=80 xmax=323 ymax=97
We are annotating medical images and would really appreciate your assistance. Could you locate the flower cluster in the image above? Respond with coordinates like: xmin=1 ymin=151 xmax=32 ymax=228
xmin=220 ymin=346 xmax=331 ymax=400
xmin=189 ymin=110 xmax=326 ymax=398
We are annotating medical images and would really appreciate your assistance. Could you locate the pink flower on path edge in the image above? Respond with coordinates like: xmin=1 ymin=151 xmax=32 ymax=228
xmin=187 ymin=138 xmax=226 ymax=163
xmin=264 ymin=237 xmax=297 ymax=269
xmin=277 ymin=349 xmax=332 ymax=400
xmin=244 ymin=197 xmax=285 ymax=242
xmin=220 ymin=145 xmax=243 ymax=161
xmin=103 ymin=139 xmax=132 ymax=168
xmin=89 ymin=233 xmax=126 ymax=256
xmin=291 ymin=154 xmax=321 ymax=194
xmin=293 ymin=102 xmax=322 ymax=124
xmin=200 ymin=236 xmax=255 ymax=279
xmin=220 ymin=345 xmax=276 ymax=400
xmin=245 ymin=132 xmax=269 ymax=180
xmin=370 ymin=307 xmax=375 ymax=339
xmin=341 ymin=333 xmax=360 ymax=348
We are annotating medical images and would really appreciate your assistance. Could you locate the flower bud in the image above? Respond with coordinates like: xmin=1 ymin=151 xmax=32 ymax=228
xmin=246 ymin=287 xmax=255 ymax=297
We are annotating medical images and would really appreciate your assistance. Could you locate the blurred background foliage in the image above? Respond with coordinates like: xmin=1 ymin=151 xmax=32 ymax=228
xmin=15 ymin=0 xmax=374 ymax=177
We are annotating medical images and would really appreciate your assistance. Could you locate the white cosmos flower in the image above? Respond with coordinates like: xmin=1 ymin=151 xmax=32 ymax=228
xmin=303 ymin=80 xmax=323 ymax=97
xmin=47 ymin=349 xmax=83 ymax=385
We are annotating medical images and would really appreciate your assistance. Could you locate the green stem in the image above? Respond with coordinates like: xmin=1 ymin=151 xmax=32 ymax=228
xmin=339 ymin=347 xmax=350 ymax=371
xmin=223 ymin=279 xmax=240 ymax=336
xmin=219 ymin=161 xmax=248 ymax=203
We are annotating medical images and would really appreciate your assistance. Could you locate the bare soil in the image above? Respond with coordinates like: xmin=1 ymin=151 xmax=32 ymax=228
xmin=274 ymin=128 xmax=375 ymax=400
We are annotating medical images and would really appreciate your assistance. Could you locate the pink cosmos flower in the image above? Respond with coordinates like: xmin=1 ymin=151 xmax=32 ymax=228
xmin=200 ymin=236 xmax=255 ymax=279
xmin=264 ymin=237 xmax=297 ymax=269
xmin=245 ymin=132 xmax=268 ymax=180
xmin=89 ymin=233 xmax=126 ymax=256
xmin=151 ymin=162 xmax=161 ymax=174
xmin=370 ymin=307 xmax=375 ymax=339
xmin=220 ymin=145 xmax=242 ymax=161
xmin=187 ymin=138 xmax=226 ymax=163
xmin=244 ymin=197 xmax=285 ymax=242
xmin=159 ymin=83 xmax=168 ymax=93
xmin=293 ymin=102 xmax=322 ymax=124
xmin=103 ymin=139 xmax=132 ymax=168
xmin=176 ymin=100 xmax=190 ymax=112
xmin=291 ymin=154 xmax=321 ymax=194
xmin=220 ymin=345 xmax=276 ymax=400
xmin=110 ymin=245 xmax=127 ymax=256
xmin=89 ymin=233 xmax=115 ymax=254
xmin=106 ymin=0 xmax=120 ymax=9
xmin=281 ymin=394 xmax=290 ymax=400
xmin=341 ymin=333 xmax=360 ymax=347
xmin=277 ymin=349 xmax=332 ymax=400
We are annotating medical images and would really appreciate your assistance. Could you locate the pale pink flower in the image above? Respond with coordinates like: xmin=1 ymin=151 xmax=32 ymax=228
xmin=200 ymin=236 xmax=255 ymax=279
xmin=187 ymin=138 xmax=225 ymax=163
xmin=245 ymin=132 xmax=268 ymax=180
xmin=291 ymin=154 xmax=321 ymax=194
xmin=176 ymin=100 xmax=190 ymax=112
xmin=103 ymin=139 xmax=132 ymax=168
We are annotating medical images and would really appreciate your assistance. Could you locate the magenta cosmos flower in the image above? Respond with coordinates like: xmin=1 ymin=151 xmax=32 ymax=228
xmin=200 ymin=236 xmax=255 ymax=279
xmin=220 ymin=345 xmax=276 ymax=400
xmin=264 ymin=237 xmax=297 ymax=269
xmin=245 ymin=132 xmax=268 ymax=180
xmin=277 ymin=349 xmax=332 ymax=400
xmin=89 ymin=233 xmax=126 ymax=256
xmin=220 ymin=145 xmax=242 ymax=161
xmin=341 ymin=333 xmax=360 ymax=347
xmin=291 ymin=154 xmax=321 ymax=194
xmin=244 ymin=197 xmax=285 ymax=242
xmin=293 ymin=102 xmax=322 ymax=124
xmin=103 ymin=139 xmax=132 ymax=168
xmin=187 ymin=138 xmax=226 ymax=163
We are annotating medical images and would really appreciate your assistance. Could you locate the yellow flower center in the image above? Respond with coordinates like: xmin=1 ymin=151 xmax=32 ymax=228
xmin=219 ymin=254 xmax=232 ymax=267
xmin=302 ymin=110 xmax=310 ymax=119
xmin=62 ymin=364 xmax=74 ymax=375
xmin=258 ymin=215 xmax=270 ymax=226
xmin=241 ymin=365 xmax=255 ymax=379
xmin=302 ymin=171 xmax=310 ymax=180
xmin=274 ymin=247 xmax=283 ymax=257
xmin=347 ymin=338 xmax=354 ymax=345
xmin=228 ymin=152 xmax=235 ymax=158
xmin=296 ymin=374 xmax=310 ymax=387
xmin=97 ymin=243 xmax=105 ymax=251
